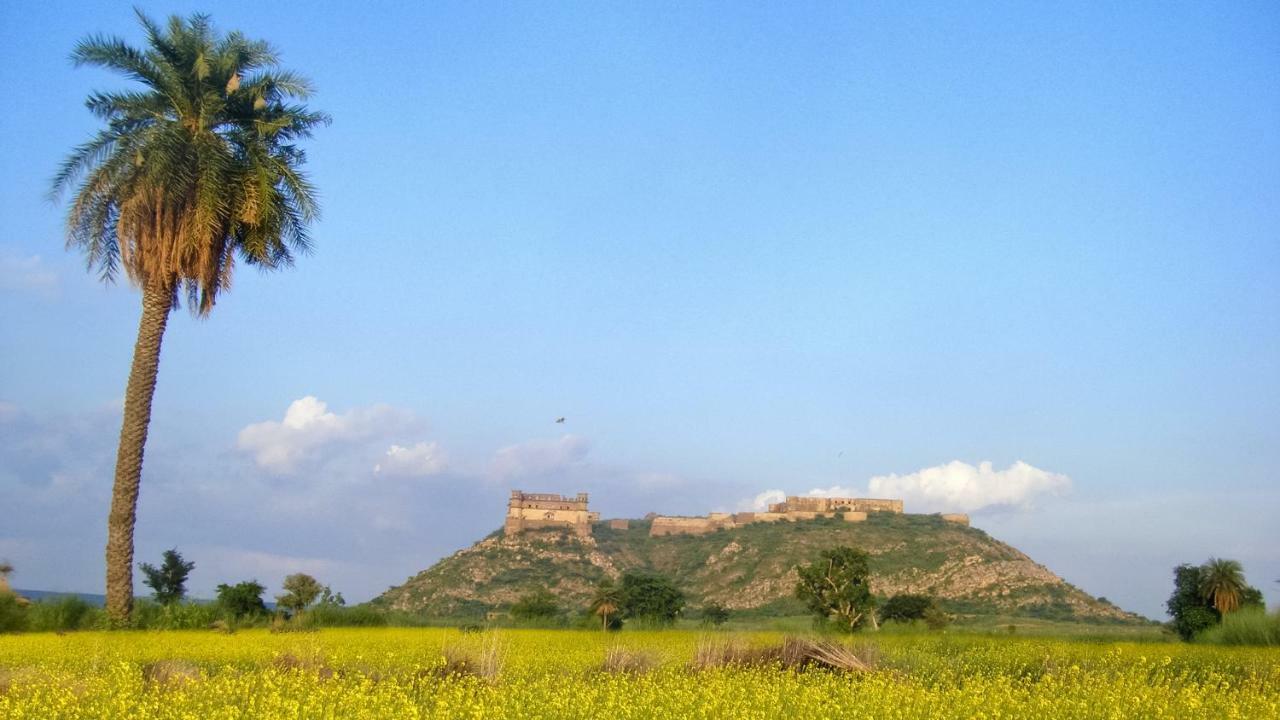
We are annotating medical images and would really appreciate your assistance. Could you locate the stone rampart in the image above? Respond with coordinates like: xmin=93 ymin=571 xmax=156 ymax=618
xmin=768 ymin=496 xmax=904 ymax=514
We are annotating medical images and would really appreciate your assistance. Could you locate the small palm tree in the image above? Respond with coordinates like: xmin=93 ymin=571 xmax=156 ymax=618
xmin=590 ymin=580 xmax=624 ymax=631
xmin=51 ymin=10 xmax=327 ymax=624
xmin=1199 ymin=558 xmax=1247 ymax=615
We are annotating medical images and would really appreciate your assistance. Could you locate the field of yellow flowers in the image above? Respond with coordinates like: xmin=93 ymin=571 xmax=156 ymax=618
xmin=1 ymin=628 xmax=1276 ymax=719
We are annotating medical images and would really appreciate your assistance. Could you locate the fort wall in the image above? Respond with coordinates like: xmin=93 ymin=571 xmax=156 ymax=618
xmin=503 ymin=490 xmax=960 ymax=540
xmin=768 ymin=496 xmax=903 ymax=514
xmin=650 ymin=515 xmax=734 ymax=536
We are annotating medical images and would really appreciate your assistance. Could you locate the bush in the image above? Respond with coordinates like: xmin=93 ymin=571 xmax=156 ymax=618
xmin=1197 ymin=608 xmax=1280 ymax=647
xmin=620 ymin=572 xmax=685 ymax=626
xmin=700 ymin=602 xmax=731 ymax=627
xmin=133 ymin=600 xmax=219 ymax=630
xmin=0 ymin=593 xmax=28 ymax=633
xmin=510 ymin=589 xmax=561 ymax=623
xmin=216 ymin=581 xmax=268 ymax=621
xmin=301 ymin=604 xmax=388 ymax=628
xmin=26 ymin=596 xmax=102 ymax=632
xmin=880 ymin=594 xmax=934 ymax=623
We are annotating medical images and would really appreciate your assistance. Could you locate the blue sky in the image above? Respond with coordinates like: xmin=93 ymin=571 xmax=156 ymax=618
xmin=1 ymin=1 xmax=1277 ymax=618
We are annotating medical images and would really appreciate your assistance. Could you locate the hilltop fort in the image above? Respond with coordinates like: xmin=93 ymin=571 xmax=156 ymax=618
xmin=378 ymin=489 xmax=1136 ymax=624
xmin=503 ymin=489 xmax=968 ymax=539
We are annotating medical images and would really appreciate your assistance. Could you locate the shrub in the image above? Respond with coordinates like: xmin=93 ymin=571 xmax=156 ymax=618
xmin=216 ymin=581 xmax=268 ymax=621
xmin=700 ymin=601 xmax=731 ymax=627
xmin=26 ymin=596 xmax=102 ymax=632
xmin=880 ymin=594 xmax=934 ymax=623
xmin=0 ymin=593 xmax=28 ymax=633
xmin=620 ymin=572 xmax=685 ymax=626
xmin=510 ymin=588 xmax=560 ymax=622
xmin=129 ymin=599 xmax=217 ymax=630
xmin=302 ymin=604 xmax=388 ymax=628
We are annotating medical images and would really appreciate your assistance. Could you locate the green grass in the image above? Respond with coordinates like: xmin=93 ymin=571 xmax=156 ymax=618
xmin=1197 ymin=608 xmax=1280 ymax=646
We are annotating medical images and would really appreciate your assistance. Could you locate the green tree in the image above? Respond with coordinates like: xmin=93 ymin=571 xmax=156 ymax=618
xmin=619 ymin=572 xmax=685 ymax=625
xmin=795 ymin=546 xmax=877 ymax=632
xmin=0 ymin=562 xmax=27 ymax=633
xmin=510 ymin=588 xmax=560 ymax=622
xmin=879 ymin=593 xmax=935 ymax=624
xmin=1200 ymin=558 xmax=1247 ymax=615
xmin=589 ymin=580 xmax=624 ymax=631
xmin=1167 ymin=564 xmax=1219 ymax=640
xmin=923 ymin=604 xmax=951 ymax=631
xmin=215 ymin=580 xmax=267 ymax=620
xmin=700 ymin=601 xmax=731 ymax=627
xmin=51 ymin=10 xmax=327 ymax=624
xmin=138 ymin=549 xmax=195 ymax=605
xmin=317 ymin=586 xmax=345 ymax=607
xmin=276 ymin=573 xmax=323 ymax=616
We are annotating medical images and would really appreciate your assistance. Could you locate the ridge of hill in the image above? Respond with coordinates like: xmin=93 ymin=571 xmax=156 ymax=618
xmin=373 ymin=513 xmax=1144 ymax=623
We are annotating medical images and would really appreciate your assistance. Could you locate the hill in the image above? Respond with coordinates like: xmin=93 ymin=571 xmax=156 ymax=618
xmin=373 ymin=513 xmax=1145 ymax=624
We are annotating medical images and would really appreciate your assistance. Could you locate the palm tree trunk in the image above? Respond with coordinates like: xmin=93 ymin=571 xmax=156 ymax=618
xmin=104 ymin=282 xmax=173 ymax=625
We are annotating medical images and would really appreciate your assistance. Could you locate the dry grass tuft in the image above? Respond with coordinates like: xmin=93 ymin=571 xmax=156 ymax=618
xmin=600 ymin=646 xmax=657 ymax=675
xmin=434 ymin=633 xmax=505 ymax=682
xmin=270 ymin=652 xmax=336 ymax=679
xmin=691 ymin=636 xmax=873 ymax=673
xmin=141 ymin=659 xmax=202 ymax=686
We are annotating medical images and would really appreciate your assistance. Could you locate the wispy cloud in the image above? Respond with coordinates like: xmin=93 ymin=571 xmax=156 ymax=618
xmin=490 ymin=434 xmax=590 ymax=479
xmin=374 ymin=441 xmax=447 ymax=477
xmin=0 ymin=252 xmax=58 ymax=298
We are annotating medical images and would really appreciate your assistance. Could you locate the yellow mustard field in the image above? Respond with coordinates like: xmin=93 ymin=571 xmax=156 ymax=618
xmin=1 ymin=628 xmax=1277 ymax=719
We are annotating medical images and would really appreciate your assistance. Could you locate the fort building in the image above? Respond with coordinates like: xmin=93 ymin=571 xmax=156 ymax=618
xmin=768 ymin=496 xmax=903 ymax=514
xmin=648 ymin=499 xmax=892 ymax=537
xmin=501 ymin=490 xmax=962 ymax=540
xmin=504 ymin=490 xmax=600 ymax=537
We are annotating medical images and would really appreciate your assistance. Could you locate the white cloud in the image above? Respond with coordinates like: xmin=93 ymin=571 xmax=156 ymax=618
xmin=236 ymin=396 xmax=418 ymax=474
xmin=742 ymin=489 xmax=786 ymax=512
xmin=745 ymin=460 xmax=1071 ymax=516
xmin=0 ymin=252 xmax=58 ymax=297
xmin=866 ymin=460 xmax=1070 ymax=512
xmin=490 ymin=434 xmax=590 ymax=479
xmin=374 ymin=442 xmax=447 ymax=477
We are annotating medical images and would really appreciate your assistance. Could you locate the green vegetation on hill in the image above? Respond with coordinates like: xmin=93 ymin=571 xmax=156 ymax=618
xmin=374 ymin=513 xmax=1147 ymax=625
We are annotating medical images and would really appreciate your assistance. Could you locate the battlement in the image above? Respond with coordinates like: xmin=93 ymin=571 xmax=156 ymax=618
xmin=768 ymin=496 xmax=903 ymax=514
xmin=500 ymin=491 xmax=959 ymax=540
xmin=505 ymin=490 xmax=599 ymax=537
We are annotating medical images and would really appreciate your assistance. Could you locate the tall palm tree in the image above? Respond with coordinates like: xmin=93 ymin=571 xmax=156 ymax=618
xmin=50 ymin=11 xmax=327 ymax=624
xmin=1199 ymin=558 xmax=1247 ymax=615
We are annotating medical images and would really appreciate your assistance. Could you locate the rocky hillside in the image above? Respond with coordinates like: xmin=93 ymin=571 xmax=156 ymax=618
xmin=373 ymin=513 xmax=1143 ymax=623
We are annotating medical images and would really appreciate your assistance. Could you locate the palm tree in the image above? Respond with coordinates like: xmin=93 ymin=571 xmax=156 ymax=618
xmin=1199 ymin=558 xmax=1247 ymax=615
xmin=50 ymin=11 xmax=327 ymax=624
xmin=590 ymin=580 xmax=624 ymax=631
